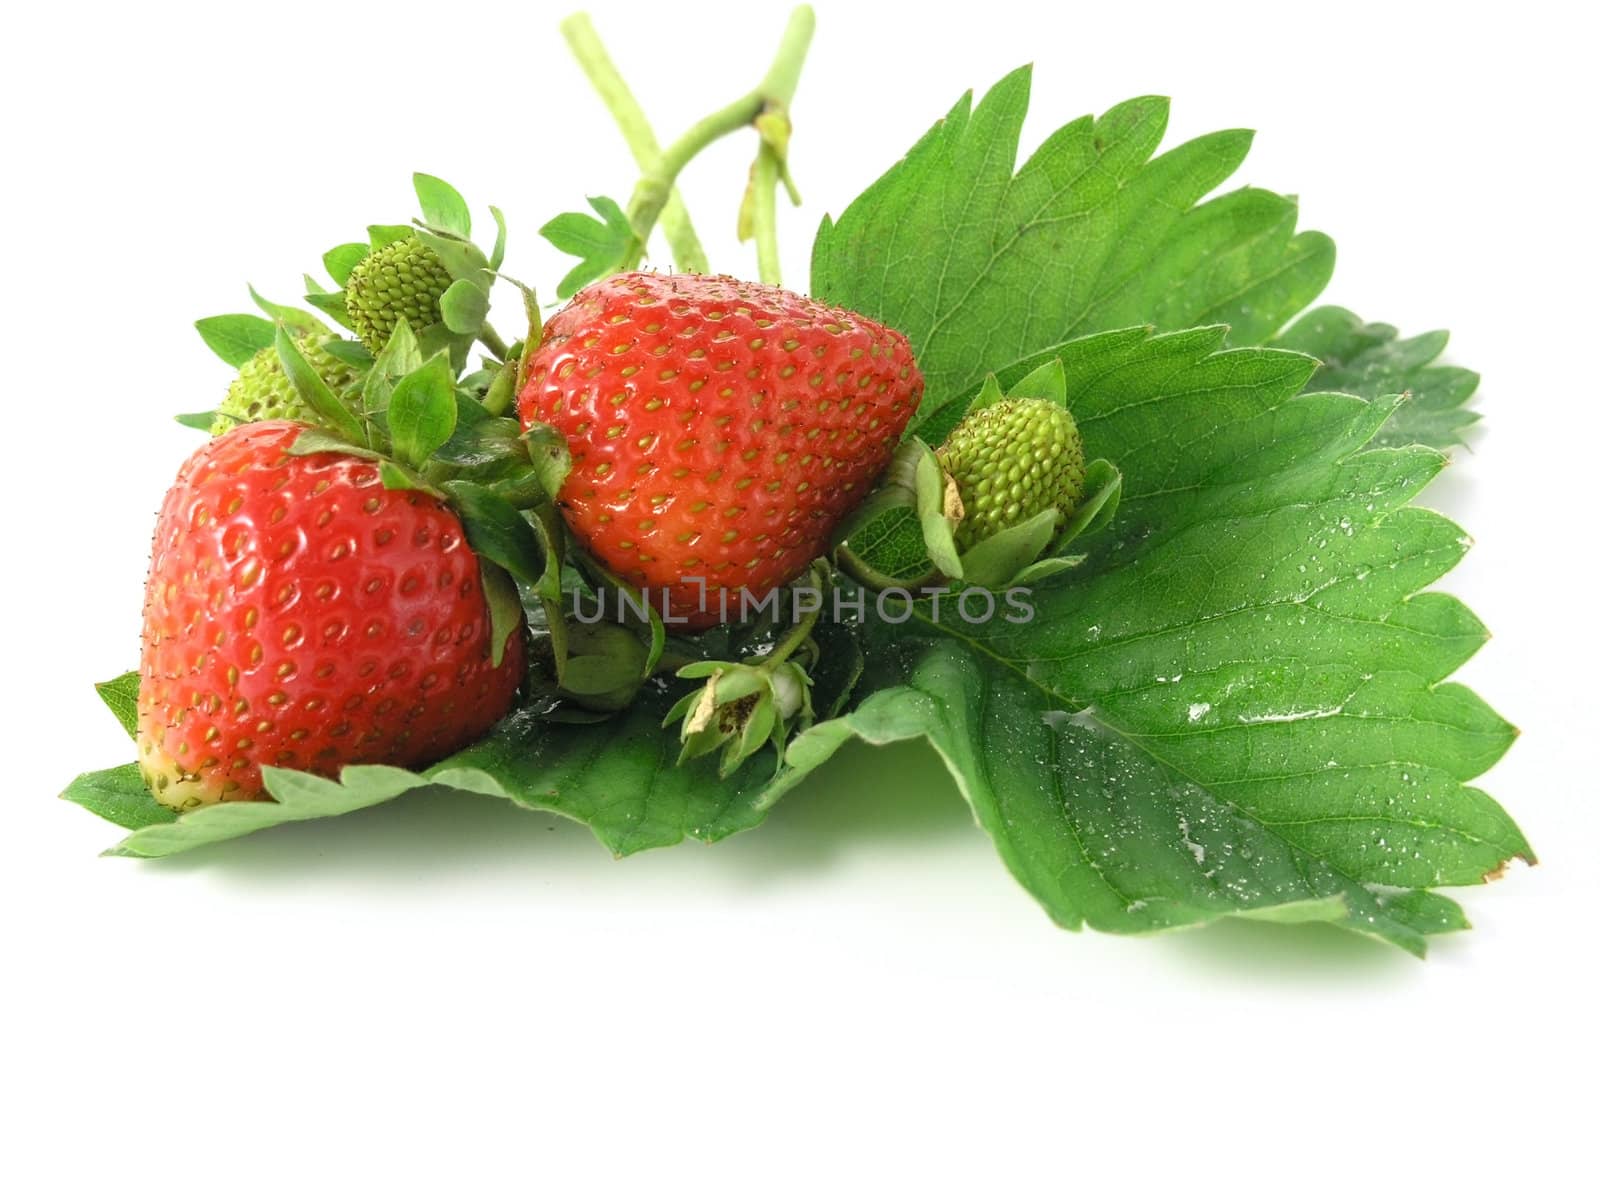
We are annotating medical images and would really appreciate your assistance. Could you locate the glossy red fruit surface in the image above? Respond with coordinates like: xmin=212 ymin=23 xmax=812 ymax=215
xmin=137 ymin=421 xmax=524 ymax=809
xmin=517 ymin=273 xmax=923 ymax=628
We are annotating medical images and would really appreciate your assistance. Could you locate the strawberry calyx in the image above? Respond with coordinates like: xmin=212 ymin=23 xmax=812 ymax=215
xmin=834 ymin=358 xmax=1123 ymax=592
xmin=305 ymin=173 xmax=518 ymax=374
xmin=661 ymin=560 xmax=829 ymax=777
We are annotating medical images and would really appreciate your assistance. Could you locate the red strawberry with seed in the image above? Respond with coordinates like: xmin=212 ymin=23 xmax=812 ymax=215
xmin=137 ymin=420 xmax=525 ymax=810
xmin=517 ymin=273 xmax=923 ymax=629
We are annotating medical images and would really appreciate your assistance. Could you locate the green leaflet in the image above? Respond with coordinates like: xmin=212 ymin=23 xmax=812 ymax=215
xmin=101 ymin=684 xmax=781 ymax=859
xmin=782 ymin=327 xmax=1527 ymax=955
xmin=811 ymin=68 xmax=1334 ymax=438
xmin=1274 ymin=306 xmax=1482 ymax=449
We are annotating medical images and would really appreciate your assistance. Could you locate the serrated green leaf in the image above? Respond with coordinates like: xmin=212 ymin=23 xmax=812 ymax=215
xmin=783 ymin=327 xmax=1527 ymax=954
xmin=386 ymin=353 xmax=457 ymax=468
xmin=440 ymin=278 xmax=490 ymax=335
xmin=810 ymin=71 xmax=1334 ymax=438
xmin=414 ymin=173 xmax=472 ymax=238
xmin=322 ymin=242 xmax=369 ymax=287
xmin=94 ymin=672 xmax=140 ymax=738
xmin=194 ymin=314 xmax=275 ymax=367
xmin=541 ymin=195 xmax=637 ymax=299
xmin=1274 ymin=306 xmax=1482 ymax=450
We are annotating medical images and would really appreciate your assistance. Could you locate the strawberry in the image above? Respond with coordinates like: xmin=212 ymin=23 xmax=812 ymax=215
xmin=517 ymin=273 xmax=923 ymax=629
xmin=136 ymin=420 xmax=525 ymax=810
xmin=937 ymin=395 xmax=1086 ymax=550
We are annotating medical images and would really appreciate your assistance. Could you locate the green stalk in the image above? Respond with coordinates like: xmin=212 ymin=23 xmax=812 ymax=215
xmin=620 ymin=5 xmax=815 ymax=270
xmin=560 ymin=14 xmax=710 ymax=274
xmin=747 ymin=143 xmax=783 ymax=285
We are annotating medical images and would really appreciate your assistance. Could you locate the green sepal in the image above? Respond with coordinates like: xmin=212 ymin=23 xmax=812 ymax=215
xmin=322 ymin=243 xmax=369 ymax=287
xmin=523 ymin=422 xmax=572 ymax=501
xmin=194 ymin=313 xmax=276 ymax=367
xmin=175 ymin=411 xmax=219 ymax=432
xmin=368 ymin=224 xmax=414 ymax=249
xmin=957 ymin=505 xmax=1059 ymax=589
xmin=415 ymin=228 xmax=491 ymax=291
xmin=317 ymin=339 xmax=375 ymax=370
xmin=386 ymin=353 xmax=458 ymax=469
xmin=911 ymin=438 xmax=963 ymax=577
xmin=61 ymin=763 xmax=175 ymax=833
xmin=251 ymin=285 xmax=328 ymax=336
xmin=1006 ymin=554 xmax=1087 ymax=587
xmin=95 ymin=672 xmax=141 ymax=738
xmin=287 ymin=428 xmax=384 ymax=461
xmin=377 ymin=459 xmax=445 ymax=497
xmin=515 ymin=280 xmax=544 ymax=392
xmin=363 ymin=319 xmax=423 ymax=416
xmin=477 ymin=562 xmax=524 ymax=669
xmin=442 ymin=480 xmax=548 ymax=588
xmin=481 ymin=359 xmax=517 ymax=417
xmin=1007 ymin=357 xmax=1068 ymax=407
xmin=413 ymin=172 xmax=471 ymax=239
xmin=488 ymin=205 xmax=508 ymax=271
xmin=1049 ymin=458 xmax=1122 ymax=553
xmin=302 ymin=285 xmax=355 ymax=332
xmin=440 ymin=278 xmax=490 ymax=335
xmin=557 ymin=622 xmax=651 ymax=713
xmin=275 ymin=324 xmax=366 ymax=445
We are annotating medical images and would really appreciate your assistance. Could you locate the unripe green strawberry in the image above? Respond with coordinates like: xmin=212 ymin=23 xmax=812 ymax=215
xmin=344 ymin=234 xmax=453 ymax=350
xmin=937 ymin=397 xmax=1085 ymax=550
xmin=210 ymin=336 xmax=361 ymax=435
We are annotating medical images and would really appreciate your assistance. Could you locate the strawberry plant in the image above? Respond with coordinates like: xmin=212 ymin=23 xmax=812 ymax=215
xmin=61 ymin=5 xmax=1528 ymax=957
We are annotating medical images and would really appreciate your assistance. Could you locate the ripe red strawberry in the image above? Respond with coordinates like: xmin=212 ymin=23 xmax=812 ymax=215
xmin=137 ymin=420 xmax=525 ymax=810
xmin=517 ymin=273 xmax=923 ymax=628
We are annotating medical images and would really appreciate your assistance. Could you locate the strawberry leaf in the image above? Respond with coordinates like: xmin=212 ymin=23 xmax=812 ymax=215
xmin=105 ymin=766 xmax=430 ymax=858
xmin=810 ymin=70 xmax=1478 ymax=451
xmin=1274 ymin=307 xmax=1482 ymax=449
xmin=541 ymin=196 xmax=637 ymax=299
xmin=783 ymin=327 xmax=1528 ymax=955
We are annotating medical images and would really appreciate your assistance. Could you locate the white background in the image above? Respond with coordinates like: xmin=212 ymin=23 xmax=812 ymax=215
xmin=3 ymin=0 xmax=1596 ymax=1194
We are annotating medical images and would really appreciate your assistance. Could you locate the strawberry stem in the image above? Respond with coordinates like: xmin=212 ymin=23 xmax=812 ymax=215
xmin=619 ymin=5 xmax=815 ymax=272
xmin=746 ymin=143 xmax=783 ymax=284
xmin=559 ymin=14 xmax=710 ymax=274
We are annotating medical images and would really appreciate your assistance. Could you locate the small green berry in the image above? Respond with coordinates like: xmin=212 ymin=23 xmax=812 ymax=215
xmin=344 ymin=234 xmax=453 ymax=351
xmin=210 ymin=335 xmax=360 ymax=435
xmin=937 ymin=396 xmax=1086 ymax=550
